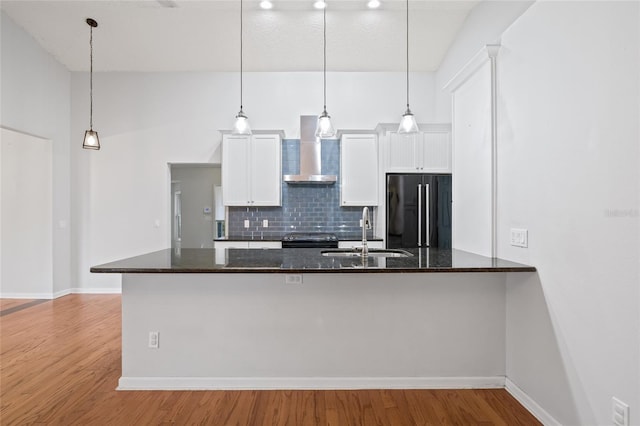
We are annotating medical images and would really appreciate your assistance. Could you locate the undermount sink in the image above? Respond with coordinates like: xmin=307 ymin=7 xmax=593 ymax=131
xmin=321 ymin=248 xmax=413 ymax=258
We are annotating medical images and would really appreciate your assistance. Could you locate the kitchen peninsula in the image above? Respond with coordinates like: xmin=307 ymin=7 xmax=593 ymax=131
xmin=92 ymin=248 xmax=535 ymax=390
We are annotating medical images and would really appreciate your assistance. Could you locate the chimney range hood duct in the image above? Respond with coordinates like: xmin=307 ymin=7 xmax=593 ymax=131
xmin=283 ymin=115 xmax=337 ymax=184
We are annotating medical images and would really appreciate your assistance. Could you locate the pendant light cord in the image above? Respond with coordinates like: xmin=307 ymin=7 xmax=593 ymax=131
xmin=323 ymin=5 xmax=327 ymax=111
xmin=405 ymin=0 xmax=409 ymax=110
xmin=240 ymin=0 xmax=244 ymax=111
xmin=89 ymin=23 xmax=94 ymax=129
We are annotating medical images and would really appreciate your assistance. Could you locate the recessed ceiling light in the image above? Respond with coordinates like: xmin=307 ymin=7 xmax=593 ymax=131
xmin=313 ymin=0 xmax=327 ymax=10
xmin=367 ymin=0 xmax=381 ymax=9
xmin=260 ymin=0 xmax=273 ymax=10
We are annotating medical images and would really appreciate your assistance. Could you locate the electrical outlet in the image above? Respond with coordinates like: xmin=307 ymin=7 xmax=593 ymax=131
xmin=263 ymin=219 xmax=269 ymax=228
xmin=244 ymin=219 xmax=250 ymax=229
xmin=612 ymin=397 xmax=629 ymax=426
xmin=285 ymin=274 xmax=303 ymax=284
xmin=510 ymin=228 xmax=528 ymax=248
xmin=148 ymin=331 xmax=159 ymax=349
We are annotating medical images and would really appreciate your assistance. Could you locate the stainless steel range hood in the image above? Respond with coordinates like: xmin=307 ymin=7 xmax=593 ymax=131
xmin=283 ymin=115 xmax=337 ymax=184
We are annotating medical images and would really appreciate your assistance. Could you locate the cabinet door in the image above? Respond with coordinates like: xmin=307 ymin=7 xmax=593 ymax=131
xmin=341 ymin=134 xmax=378 ymax=206
xmin=222 ymin=135 xmax=251 ymax=206
xmin=250 ymin=135 xmax=281 ymax=206
xmin=421 ymin=131 xmax=452 ymax=172
xmin=387 ymin=132 xmax=419 ymax=172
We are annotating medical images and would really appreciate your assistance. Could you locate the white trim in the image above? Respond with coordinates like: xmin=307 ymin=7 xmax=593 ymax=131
xmin=444 ymin=44 xmax=501 ymax=92
xmin=53 ymin=288 xmax=72 ymax=299
xmin=505 ymin=378 xmax=561 ymax=426
xmin=70 ymin=287 xmax=121 ymax=294
xmin=489 ymin=47 xmax=499 ymax=259
xmin=0 ymin=292 xmax=55 ymax=299
xmin=118 ymin=376 xmax=506 ymax=391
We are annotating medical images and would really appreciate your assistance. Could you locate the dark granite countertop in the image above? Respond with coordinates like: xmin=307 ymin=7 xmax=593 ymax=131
xmin=215 ymin=233 xmax=384 ymax=242
xmin=91 ymin=248 xmax=536 ymax=274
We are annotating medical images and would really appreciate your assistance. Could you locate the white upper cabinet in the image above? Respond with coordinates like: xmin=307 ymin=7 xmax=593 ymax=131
xmin=222 ymin=134 xmax=281 ymax=206
xmin=340 ymin=133 xmax=378 ymax=206
xmin=249 ymin=135 xmax=282 ymax=205
xmin=383 ymin=124 xmax=452 ymax=173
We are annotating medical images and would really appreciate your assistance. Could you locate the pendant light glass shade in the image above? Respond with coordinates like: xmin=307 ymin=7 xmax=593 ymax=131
xmin=83 ymin=130 xmax=100 ymax=150
xmin=315 ymin=4 xmax=335 ymax=138
xmin=315 ymin=110 xmax=335 ymax=138
xmin=232 ymin=0 xmax=252 ymax=135
xmin=83 ymin=18 xmax=100 ymax=150
xmin=399 ymin=107 xmax=419 ymax=134
xmin=233 ymin=109 xmax=252 ymax=135
xmin=398 ymin=0 xmax=419 ymax=134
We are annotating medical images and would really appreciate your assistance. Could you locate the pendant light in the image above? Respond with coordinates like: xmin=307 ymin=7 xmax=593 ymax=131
xmin=315 ymin=3 xmax=335 ymax=138
xmin=398 ymin=0 xmax=419 ymax=134
xmin=82 ymin=18 xmax=100 ymax=150
xmin=232 ymin=0 xmax=252 ymax=135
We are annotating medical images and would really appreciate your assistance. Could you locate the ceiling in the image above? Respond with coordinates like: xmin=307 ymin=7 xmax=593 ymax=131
xmin=1 ymin=0 xmax=479 ymax=72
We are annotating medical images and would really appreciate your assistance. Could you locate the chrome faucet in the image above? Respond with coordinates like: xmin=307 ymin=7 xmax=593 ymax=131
xmin=361 ymin=206 xmax=371 ymax=256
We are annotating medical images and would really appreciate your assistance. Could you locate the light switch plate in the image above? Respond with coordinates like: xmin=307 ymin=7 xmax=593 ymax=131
xmin=244 ymin=219 xmax=250 ymax=228
xmin=263 ymin=219 xmax=269 ymax=228
xmin=148 ymin=331 xmax=159 ymax=349
xmin=612 ymin=397 xmax=629 ymax=426
xmin=510 ymin=228 xmax=528 ymax=248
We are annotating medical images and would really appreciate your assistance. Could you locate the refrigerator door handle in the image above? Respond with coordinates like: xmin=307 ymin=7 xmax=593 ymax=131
xmin=425 ymin=183 xmax=430 ymax=247
xmin=417 ymin=184 xmax=422 ymax=246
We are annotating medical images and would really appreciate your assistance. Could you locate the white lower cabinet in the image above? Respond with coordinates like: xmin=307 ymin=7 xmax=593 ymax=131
xmin=248 ymin=241 xmax=282 ymax=249
xmin=214 ymin=240 xmax=282 ymax=264
xmin=214 ymin=241 xmax=282 ymax=250
xmin=338 ymin=240 xmax=384 ymax=249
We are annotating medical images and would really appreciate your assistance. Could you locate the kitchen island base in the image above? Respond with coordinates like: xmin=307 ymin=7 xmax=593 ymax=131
xmin=120 ymin=272 xmax=509 ymax=390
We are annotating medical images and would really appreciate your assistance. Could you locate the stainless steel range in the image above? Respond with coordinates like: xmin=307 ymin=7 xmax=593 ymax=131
xmin=281 ymin=232 xmax=339 ymax=248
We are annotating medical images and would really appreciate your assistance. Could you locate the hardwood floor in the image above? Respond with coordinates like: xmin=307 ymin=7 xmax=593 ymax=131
xmin=1 ymin=294 xmax=541 ymax=425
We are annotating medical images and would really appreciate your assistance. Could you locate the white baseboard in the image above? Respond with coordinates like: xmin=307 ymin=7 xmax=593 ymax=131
xmin=505 ymin=378 xmax=561 ymax=426
xmin=70 ymin=287 xmax=122 ymax=294
xmin=53 ymin=288 xmax=72 ymax=299
xmin=118 ymin=376 xmax=506 ymax=391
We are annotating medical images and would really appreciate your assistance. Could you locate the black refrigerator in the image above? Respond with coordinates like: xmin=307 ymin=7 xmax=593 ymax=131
xmin=386 ymin=173 xmax=452 ymax=249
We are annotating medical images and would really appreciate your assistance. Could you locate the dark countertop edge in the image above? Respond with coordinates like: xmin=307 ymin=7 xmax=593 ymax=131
xmin=90 ymin=266 xmax=537 ymax=274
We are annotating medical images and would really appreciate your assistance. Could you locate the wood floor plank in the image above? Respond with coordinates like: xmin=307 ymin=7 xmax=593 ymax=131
xmin=0 ymin=295 xmax=542 ymax=426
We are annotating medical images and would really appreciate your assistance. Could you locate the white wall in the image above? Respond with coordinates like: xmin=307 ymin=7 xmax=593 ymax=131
xmin=495 ymin=2 xmax=639 ymax=424
xmin=0 ymin=12 xmax=72 ymax=297
xmin=70 ymin=71 xmax=435 ymax=290
xmin=121 ymin=272 xmax=507 ymax=388
xmin=434 ymin=1 xmax=533 ymax=122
